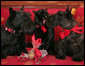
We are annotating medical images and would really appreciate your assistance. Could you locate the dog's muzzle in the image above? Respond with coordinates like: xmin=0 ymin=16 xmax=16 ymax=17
xmin=4 ymin=24 xmax=21 ymax=34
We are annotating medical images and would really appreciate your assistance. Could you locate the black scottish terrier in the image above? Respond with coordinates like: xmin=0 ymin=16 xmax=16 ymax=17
xmin=45 ymin=6 xmax=84 ymax=62
xmin=26 ymin=9 xmax=48 ymax=48
xmin=33 ymin=9 xmax=55 ymax=55
xmin=1 ymin=6 xmax=35 ymax=59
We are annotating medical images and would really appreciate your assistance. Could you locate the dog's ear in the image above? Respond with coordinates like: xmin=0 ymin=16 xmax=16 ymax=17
xmin=66 ymin=5 xmax=69 ymax=12
xmin=9 ymin=7 xmax=15 ymax=15
xmin=20 ymin=5 xmax=24 ymax=10
xmin=66 ymin=5 xmax=72 ymax=13
xmin=33 ymin=11 xmax=38 ymax=15
xmin=66 ymin=5 xmax=72 ymax=19
xmin=45 ymin=8 xmax=49 ymax=15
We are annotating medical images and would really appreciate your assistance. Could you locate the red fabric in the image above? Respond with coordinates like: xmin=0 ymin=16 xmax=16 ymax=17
xmin=17 ymin=52 xmax=28 ymax=62
xmin=41 ymin=25 xmax=47 ymax=33
xmin=32 ymin=34 xmax=42 ymax=61
xmin=32 ymin=34 xmax=41 ymax=48
xmin=60 ymin=24 xmax=84 ymax=39
xmin=34 ymin=48 xmax=42 ymax=57
xmin=4 ymin=24 xmax=15 ymax=33
xmin=1 ymin=8 xmax=84 ymax=65
xmin=34 ymin=48 xmax=42 ymax=62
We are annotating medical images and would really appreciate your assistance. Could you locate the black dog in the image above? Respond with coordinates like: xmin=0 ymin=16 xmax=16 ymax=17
xmin=26 ymin=9 xmax=48 ymax=48
xmin=32 ymin=9 xmax=55 ymax=55
xmin=1 ymin=6 xmax=35 ymax=59
xmin=45 ymin=6 xmax=84 ymax=62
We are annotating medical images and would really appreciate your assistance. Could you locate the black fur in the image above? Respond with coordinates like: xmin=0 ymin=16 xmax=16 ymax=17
xmin=33 ymin=9 xmax=55 ymax=55
xmin=45 ymin=6 xmax=84 ymax=62
xmin=1 ymin=6 xmax=35 ymax=59
xmin=33 ymin=9 xmax=48 ymax=25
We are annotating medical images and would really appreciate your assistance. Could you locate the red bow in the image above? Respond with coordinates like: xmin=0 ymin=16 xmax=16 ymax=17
xmin=41 ymin=26 xmax=47 ymax=33
xmin=4 ymin=24 xmax=15 ymax=33
xmin=32 ymin=34 xmax=42 ymax=61
xmin=60 ymin=24 xmax=84 ymax=39
xmin=37 ymin=24 xmax=47 ymax=33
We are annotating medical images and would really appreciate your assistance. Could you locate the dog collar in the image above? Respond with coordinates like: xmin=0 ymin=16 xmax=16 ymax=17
xmin=4 ymin=24 xmax=21 ymax=34
xmin=59 ymin=24 xmax=84 ymax=39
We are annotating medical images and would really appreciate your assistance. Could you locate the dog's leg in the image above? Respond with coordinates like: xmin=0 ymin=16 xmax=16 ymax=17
xmin=16 ymin=46 xmax=28 ymax=56
xmin=72 ymin=34 xmax=84 ymax=62
xmin=16 ymin=50 xmax=22 ymax=56
xmin=46 ymin=27 xmax=55 ymax=55
xmin=14 ymin=44 xmax=22 ymax=56
xmin=47 ymin=40 xmax=55 ymax=55
xmin=72 ymin=43 xmax=84 ymax=62
xmin=1 ymin=47 xmax=8 ymax=59
xmin=15 ymin=43 xmax=27 ymax=56
xmin=21 ymin=42 xmax=28 ymax=54
xmin=55 ymin=39 xmax=66 ymax=60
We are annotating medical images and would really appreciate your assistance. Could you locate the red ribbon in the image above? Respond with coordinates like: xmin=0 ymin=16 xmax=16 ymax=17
xmin=32 ymin=34 xmax=42 ymax=61
xmin=60 ymin=24 xmax=84 ymax=39
xmin=41 ymin=26 xmax=47 ymax=33
xmin=37 ymin=24 xmax=47 ymax=33
xmin=17 ymin=53 xmax=28 ymax=62
xmin=4 ymin=24 xmax=15 ymax=33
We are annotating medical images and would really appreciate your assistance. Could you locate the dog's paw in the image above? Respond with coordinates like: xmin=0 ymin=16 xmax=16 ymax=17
xmin=47 ymin=50 xmax=54 ymax=55
xmin=1 ymin=55 xmax=7 ymax=59
xmin=55 ymin=55 xmax=66 ymax=60
xmin=72 ymin=56 xmax=83 ymax=62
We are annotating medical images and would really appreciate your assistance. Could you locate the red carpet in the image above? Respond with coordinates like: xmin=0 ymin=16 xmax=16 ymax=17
xmin=1 ymin=8 xmax=84 ymax=65
xmin=1 ymin=48 xmax=84 ymax=65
